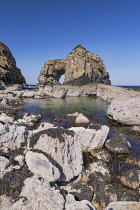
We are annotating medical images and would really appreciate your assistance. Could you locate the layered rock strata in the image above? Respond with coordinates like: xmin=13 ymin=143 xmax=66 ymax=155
xmin=38 ymin=45 xmax=111 ymax=85
xmin=0 ymin=42 xmax=26 ymax=85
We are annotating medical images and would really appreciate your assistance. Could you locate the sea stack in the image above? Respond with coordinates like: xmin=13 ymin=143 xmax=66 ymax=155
xmin=38 ymin=45 xmax=111 ymax=86
xmin=0 ymin=42 xmax=26 ymax=85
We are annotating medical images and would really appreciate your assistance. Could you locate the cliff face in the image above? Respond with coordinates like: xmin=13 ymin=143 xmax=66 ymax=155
xmin=38 ymin=45 xmax=111 ymax=85
xmin=0 ymin=42 xmax=26 ymax=85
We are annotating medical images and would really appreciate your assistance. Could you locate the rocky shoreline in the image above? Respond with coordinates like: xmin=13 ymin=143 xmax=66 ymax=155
xmin=0 ymin=43 xmax=139 ymax=209
xmin=0 ymin=84 xmax=140 ymax=210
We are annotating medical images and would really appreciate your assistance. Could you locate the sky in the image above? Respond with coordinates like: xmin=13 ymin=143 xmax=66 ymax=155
xmin=0 ymin=0 xmax=140 ymax=85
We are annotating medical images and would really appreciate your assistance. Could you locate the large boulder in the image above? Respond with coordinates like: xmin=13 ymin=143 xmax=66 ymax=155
xmin=28 ymin=127 xmax=83 ymax=182
xmin=38 ymin=45 xmax=111 ymax=86
xmin=12 ymin=177 xmax=65 ymax=210
xmin=107 ymin=97 xmax=140 ymax=126
xmin=0 ymin=42 xmax=26 ymax=85
xmin=0 ymin=123 xmax=28 ymax=152
xmin=69 ymin=126 xmax=109 ymax=151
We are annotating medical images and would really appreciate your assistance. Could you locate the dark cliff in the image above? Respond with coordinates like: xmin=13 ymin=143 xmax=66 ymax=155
xmin=0 ymin=42 xmax=26 ymax=85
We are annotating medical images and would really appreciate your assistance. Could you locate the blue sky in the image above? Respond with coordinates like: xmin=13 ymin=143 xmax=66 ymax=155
xmin=0 ymin=0 xmax=140 ymax=85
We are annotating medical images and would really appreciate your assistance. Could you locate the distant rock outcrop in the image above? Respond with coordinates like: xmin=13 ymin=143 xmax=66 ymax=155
xmin=0 ymin=42 xmax=26 ymax=85
xmin=38 ymin=45 xmax=111 ymax=85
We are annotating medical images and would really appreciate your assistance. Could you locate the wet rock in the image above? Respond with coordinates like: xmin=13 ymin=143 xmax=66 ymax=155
xmin=75 ymin=113 xmax=90 ymax=124
xmin=105 ymin=201 xmax=140 ymax=210
xmin=12 ymin=177 xmax=65 ymax=210
xmin=25 ymin=151 xmax=60 ymax=181
xmin=29 ymin=127 xmax=83 ymax=182
xmin=69 ymin=126 xmax=109 ymax=151
xmin=61 ymin=179 xmax=94 ymax=202
xmin=0 ymin=113 xmax=14 ymax=124
xmin=91 ymin=148 xmax=111 ymax=162
xmin=0 ymin=123 xmax=28 ymax=153
xmin=65 ymin=194 xmax=95 ymax=210
xmin=105 ymin=134 xmax=131 ymax=154
xmin=88 ymin=172 xmax=117 ymax=209
xmin=119 ymin=168 xmax=140 ymax=189
xmin=0 ymin=166 xmax=33 ymax=200
xmin=89 ymin=160 xmax=111 ymax=180
xmin=15 ymin=113 xmax=41 ymax=126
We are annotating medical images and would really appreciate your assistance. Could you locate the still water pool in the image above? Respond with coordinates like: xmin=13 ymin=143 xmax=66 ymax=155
xmin=17 ymin=96 xmax=140 ymax=157
xmin=18 ymin=97 xmax=109 ymax=127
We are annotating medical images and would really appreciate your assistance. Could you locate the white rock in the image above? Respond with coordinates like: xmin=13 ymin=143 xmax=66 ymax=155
xmin=0 ymin=98 xmax=9 ymax=105
xmin=15 ymin=155 xmax=24 ymax=166
xmin=0 ymin=156 xmax=20 ymax=178
xmin=36 ymin=122 xmax=56 ymax=131
xmin=107 ymin=98 xmax=140 ymax=126
xmin=23 ymin=113 xmax=41 ymax=126
xmin=69 ymin=126 xmax=109 ymax=151
xmin=65 ymin=194 xmax=95 ymax=210
xmin=22 ymin=91 xmax=35 ymax=98
xmin=0 ymin=195 xmax=12 ymax=210
xmin=67 ymin=112 xmax=80 ymax=117
xmin=105 ymin=201 xmax=140 ymax=210
xmin=0 ymin=113 xmax=14 ymax=124
xmin=0 ymin=123 xmax=28 ymax=152
xmin=0 ymin=156 xmax=9 ymax=177
xmin=32 ymin=127 xmax=83 ymax=181
xmin=75 ymin=113 xmax=90 ymax=124
xmin=12 ymin=177 xmax=65 ymax=210
xmin=25 ymin=151 xmax=60 ymax=181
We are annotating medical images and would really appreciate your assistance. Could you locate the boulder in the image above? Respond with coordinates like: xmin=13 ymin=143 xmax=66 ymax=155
xmin=16 ymin=113 xmax=41 ymax=126
xmin=89 ymin=160 xmax=111 ymax=180
xmin=91 ymin=148 xmax=111 ymax=162
xmin=75 ymin=113 xmax=90 ymax=124
xmin=69 ymin=126 xmax=109 ymax=151
xmin=105 ymin=201 xmax=140 ymax=210
xmin=107 ymin=97 xmax=140 ymax=125
xmin=25 ymin=151 xmax=60 ymax=181
xmin=119 ymin=168 xmax=140 ymax=190
xmin=0 ymin=123 xmax=28 ymax=152
xmin=65 ymin=194 xmax=95 ymax=210
xmin=0 ymin=113 xmax=14 ymax=124
xmin=105 ymin=134 xmax=131 ymax=154
xmin=0 ymin=42 xmax=26 ymax=85
xmin=29 ymin=127 xmax=83 ymax=181
xmin=12 ymin=177 xmax=65 ymax=210
xmin=22 ymin=91 xmax=36 ymax=98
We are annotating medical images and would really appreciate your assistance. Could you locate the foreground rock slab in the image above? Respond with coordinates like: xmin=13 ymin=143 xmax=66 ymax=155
xmin=29 ymin=127 xmax=83 ymax=181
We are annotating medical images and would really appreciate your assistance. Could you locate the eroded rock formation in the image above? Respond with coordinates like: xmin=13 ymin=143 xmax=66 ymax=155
xmin=0 ymin=42 xmax=26 ymax=85
xmin=38 ymin=45 xmax=111 ymax=85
